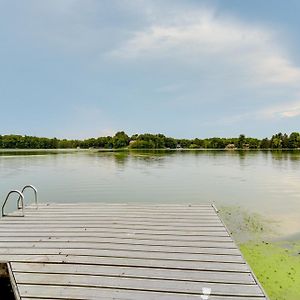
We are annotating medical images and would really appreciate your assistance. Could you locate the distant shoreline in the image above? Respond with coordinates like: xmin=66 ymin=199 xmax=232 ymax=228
xmin=0 ymin=148 xmax=299 ymax=152
xmin=1 ymin=132 xmax=300 ymax=150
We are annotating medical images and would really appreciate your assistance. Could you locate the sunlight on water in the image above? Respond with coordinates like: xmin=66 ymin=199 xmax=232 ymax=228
xmin=0 ymin=150 xmax=299 ymax=238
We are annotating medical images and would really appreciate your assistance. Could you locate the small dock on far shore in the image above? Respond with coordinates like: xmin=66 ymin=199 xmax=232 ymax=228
xmin=0 ymin=203 xmax=268 ymax=299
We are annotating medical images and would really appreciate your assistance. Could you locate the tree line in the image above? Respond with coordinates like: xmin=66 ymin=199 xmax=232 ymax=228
xmin=0 ymin=132 xmax=300 ymax=149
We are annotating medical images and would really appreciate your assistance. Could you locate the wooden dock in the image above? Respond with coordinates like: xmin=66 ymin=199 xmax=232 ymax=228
xmin=0 ymin=203 xmax=268 ymax=299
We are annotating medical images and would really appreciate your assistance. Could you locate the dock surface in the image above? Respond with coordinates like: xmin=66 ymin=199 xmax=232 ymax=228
xmin=0 ymin=203 xmax=268 ymax=299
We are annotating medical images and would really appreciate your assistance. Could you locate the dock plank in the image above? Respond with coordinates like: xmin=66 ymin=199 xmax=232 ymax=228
xmin=0 ymin=239 xmax=240 ymax=255
xmin=11 ymin=262 xmax=255 ymax=284
xmin=15 ymin=272 xmax=264 ymax=296
xmin=0 ymin=254 xmax=250 ymax=272
xmin=19 ymin=285 xmax=267 ymax=300
xmin=0 ymin=248 xmax=245 ymax=263
xmin=0 ymin=203 xmax=268 ymax=299
xmin=0 ymin=232 xmax=233 ymax=243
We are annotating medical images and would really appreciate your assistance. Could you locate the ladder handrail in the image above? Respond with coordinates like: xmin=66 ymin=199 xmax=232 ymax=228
xmin=2 ymin=190 xmax=25 ymax=217
xmin=17 ymin=185 xmax=38 ymax=209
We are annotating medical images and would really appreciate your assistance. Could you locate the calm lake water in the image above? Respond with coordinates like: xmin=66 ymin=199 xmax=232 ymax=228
xmin=0 ymin=150 xmax=299 ymax=239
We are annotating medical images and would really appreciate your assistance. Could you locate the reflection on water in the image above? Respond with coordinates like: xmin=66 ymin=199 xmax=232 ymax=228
xmin=0 ymin=150 xmax=299 ymax=238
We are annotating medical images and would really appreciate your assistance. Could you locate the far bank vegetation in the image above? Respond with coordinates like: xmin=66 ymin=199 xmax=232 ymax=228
xmin=1 ymin=132 xmax=300 ymax=150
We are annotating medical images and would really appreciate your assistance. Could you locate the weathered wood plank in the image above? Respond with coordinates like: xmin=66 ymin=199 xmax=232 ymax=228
xmin=9 ymin=216 xmax=220 ymax=224
xmin=11 ymin=262 xmax=255 ymax=284
xmin=0 ymin=237 xmax=239 ymax=254
xmin=14 ymin=272 xmax=264 ymax=296
xmin=0 ymin=238 xmax=240 ymax=255
xmin=22 ymin=207 xmax=216 ymax=213
xmin=21 ymin=297 xmax=266 ymax=300
xmin=31 ymin=203 xmax=213 ymax=207
xmin=0 ymin=217 xmax=223 ymax=225
xmin=3 ymin=211 xmax=220 ymax=218
xmin=0 ymin=222 xmax=229 ymax=234
xmin=0 ymin=254 xmax=250 ymax=272
xmin=0 ymin=234 xmax=236 ymax=248
xmin=18 ymin=285 xmax=267 ymax=300
xmin=10 ymin=206 xmax=217 ymax=215
xmin=0 ymin=232 xmax=232 ymax=243
xmin=21 ymin=211 xmax=216 ymax=216
xmin=0 ymin=248 xmax=244 ymax=263
xmin=0 ymin=216 xmax=220 ymax=224
xmin=7 ymin=262 xmax=21 ymax=300
xmin=0 ymin=218 xmax=225 ymax=226
xmin=0 ymin=227 xmax=230 ymax=238
xmin=0 ymin=214 xmax=220 ymax=220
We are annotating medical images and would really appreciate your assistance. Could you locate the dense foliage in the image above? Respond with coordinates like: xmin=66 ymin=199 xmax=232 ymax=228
xmin=0 ymin=132 xmax=300 ymax=149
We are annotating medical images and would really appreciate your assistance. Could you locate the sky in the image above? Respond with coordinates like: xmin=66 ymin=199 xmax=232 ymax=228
xmin=1 ymin=0 xmax=300 ymax=139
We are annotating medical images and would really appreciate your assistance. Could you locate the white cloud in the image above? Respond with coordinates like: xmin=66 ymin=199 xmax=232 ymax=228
xmin=17 ymin=1 xmax=300 ymax=88
xmin=260 ymin=100 xmax=300 ymax=119
xmin=4 ymin=0 xmax=300 ymax=133
xmin=110 ymin=9 xmax=300 ymax=86
xmin=256 ymin=55 xmax=300 ymax=84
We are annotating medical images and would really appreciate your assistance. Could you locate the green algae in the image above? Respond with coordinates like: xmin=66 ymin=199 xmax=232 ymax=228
xmin=240 ymin=241 xmax=300 ymax=300
xmin=218 ymin=206 xmax=300 ymax=300
xmin=219 ymin=206 xmax=277 ymax=243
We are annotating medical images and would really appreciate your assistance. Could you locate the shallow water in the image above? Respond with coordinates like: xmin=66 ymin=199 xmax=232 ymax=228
xmin=0 ymin=149 xmax=299 ymax=239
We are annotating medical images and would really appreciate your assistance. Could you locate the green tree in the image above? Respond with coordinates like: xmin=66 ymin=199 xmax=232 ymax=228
xmin=129 ymin=140 xmax=155 ymax=149
xmin=288 ymin=132 xmax=300 ymax=149
xmin=237 ymin=134 xmax=246 ymax=149
xmin=112 ymin=131 xmax=130 ymax=148
xmin=260 ymin=138 xmax=270 ymax=149
xmin=164 ymin=137 xmax=177 ymax=149
xmin=193 ymin=138 xmax=205 ymax=148
xmin=270 ymin=133 xmax=283 ymax=149
xmin=178 ymin=139 xmax=191 ymax=148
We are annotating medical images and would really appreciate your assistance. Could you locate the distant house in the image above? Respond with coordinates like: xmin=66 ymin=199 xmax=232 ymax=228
xmin=225 ymin=143 xmax=236 ymax=150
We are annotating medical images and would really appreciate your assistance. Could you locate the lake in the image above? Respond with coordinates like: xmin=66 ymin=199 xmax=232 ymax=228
xmin=0 ymin=149 xmax=299 ymax=239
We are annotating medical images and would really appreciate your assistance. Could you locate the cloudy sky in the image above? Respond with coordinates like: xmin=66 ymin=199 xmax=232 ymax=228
xmin=1 ymin=0 xmax=300 ymax=139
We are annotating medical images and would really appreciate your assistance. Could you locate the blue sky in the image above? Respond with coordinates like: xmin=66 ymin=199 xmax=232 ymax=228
xmin=1 ymin=0 xmax=300 ymax=139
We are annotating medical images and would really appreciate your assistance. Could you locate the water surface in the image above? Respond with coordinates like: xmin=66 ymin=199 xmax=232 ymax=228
xmin=0 ymin=150 xmax=299 ymax=239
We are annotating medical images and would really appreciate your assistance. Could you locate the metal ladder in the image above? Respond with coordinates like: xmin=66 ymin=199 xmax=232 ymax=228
xmin=1 ymin=185 xmax=38 ymax=217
